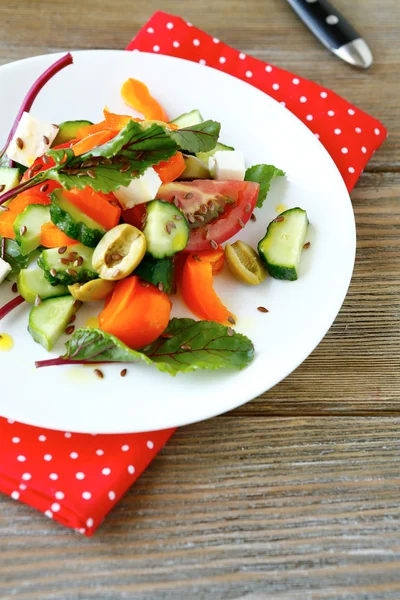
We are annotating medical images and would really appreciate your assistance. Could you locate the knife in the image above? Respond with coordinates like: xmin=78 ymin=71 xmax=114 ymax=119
xmin=286 ymin=0 xmax=373 ymax=69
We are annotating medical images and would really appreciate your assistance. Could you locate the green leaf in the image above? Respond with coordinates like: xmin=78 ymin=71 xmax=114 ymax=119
xmin=245 ymin=164 xmax=285 ymax=208
xmin=167 ymin=120 xmax=221 ymax=153
xmin=62 ymin=318 xmax=254 ymax=376
xmin=0 ymin=237 xmax=36 ymax=276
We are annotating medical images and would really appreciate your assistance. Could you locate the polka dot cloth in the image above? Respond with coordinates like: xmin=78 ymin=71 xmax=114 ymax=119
xmin=0 ymin=10 xmax=387 ymax=538
xmin=127 ymin=11 xmax=386 ymax=191
xmin=0 ymin=419 xmax=173 ymax=536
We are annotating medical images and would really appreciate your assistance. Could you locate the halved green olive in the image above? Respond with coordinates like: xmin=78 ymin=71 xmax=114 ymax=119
xmin=92 ymin=223 xmax=147 ymax=280
xmin=225 ymin=240 xmax=267 ymax=285
xmin=68 ymin=279 xmax=116 ymax=302
xmin=179 ymin=155 xmax=211 ymax=180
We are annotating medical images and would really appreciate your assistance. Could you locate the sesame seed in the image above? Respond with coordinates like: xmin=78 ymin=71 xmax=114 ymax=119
xmin=15 ymin=137 xmax=24 ymax=150
xmin=19 ymin=225 xmax=27 ymax=236
xmin=50 ymin=268 xmax=57 ymax=277
xmin=227 ymin=327 xmax=234 ymax=337
xmin=66 ymin=268 xmax=77 ymax=277
xmin=250 ymin=214 xmax=257 ymax=222
xmin=180 ymin=344 xmax=191 ymax=351
xmin=227 ymin=316 xmax=236 ymax=325
xmin=257 ymin=306 xmax=269 ymax=313
xmin=34 ymin=295 xmax=42 ymax=306
xmin=94 ymin=369 xmax=104 ymax=379
xmin=303 ymin=241 xmax=311 ymax=249
xmin=210 ymin=239 xmax=218 ymax=250
xmin=65 ymin=325 xmax=75 ymax=335
xmin=120 ymin=369 xmax=127 ymax=377
xmin=87 ymin=170 xmax=96 ymax=179
xmin=40 ymin=183 xmax=49 ymax=193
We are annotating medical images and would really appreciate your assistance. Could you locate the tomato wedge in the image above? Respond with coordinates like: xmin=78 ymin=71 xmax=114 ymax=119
xmin=99 ymin=276 xmax=172 ymax=350
xmin=156 ymin=180 xmax=259 ymax=252
xmin=181 ymin=254 xmax=233 ymax=324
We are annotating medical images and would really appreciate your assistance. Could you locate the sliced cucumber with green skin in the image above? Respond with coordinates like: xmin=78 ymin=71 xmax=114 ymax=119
xmin=134 ymin=255 xmax=175 ymax=294
xmin=0 ymin=167 xmax=21 ymax=195
xmin=17 ymin=264 xmax=68 ymax=304
xmin=179 ymin=155 xmax=211 ymax=180
xmin=258 ymin=208 xmax=309 ymax=281
xmin=50 ymin=188 xmax=106 ymax=248
xmin=143 ymin=200 xmax=189 ymax=259
xmin=38 ymin=243 xmax=98 ymax=286
xmin=196 ymin=142 xmax=234 ymax=165
xmin=53 ymin=120 xmax=93 ymax=146
xmin=28 ymin=295 xmax=78 ymax=351
xmin=13 ymin=204 xmax=51 ymax=255
xmin=170 ymin=109 xmax=203 ymax=129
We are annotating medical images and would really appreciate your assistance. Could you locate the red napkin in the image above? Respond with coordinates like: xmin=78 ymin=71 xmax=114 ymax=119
xmin=0 ymin=11 xmax=386 ymax=536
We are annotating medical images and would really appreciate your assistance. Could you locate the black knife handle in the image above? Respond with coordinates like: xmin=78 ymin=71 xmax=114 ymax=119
xmin=286 ymin=0 xmax=360 ymax=51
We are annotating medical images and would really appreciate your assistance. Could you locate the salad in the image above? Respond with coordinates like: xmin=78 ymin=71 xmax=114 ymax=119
xmin=0 ymin=53 xmax=309 ymax=377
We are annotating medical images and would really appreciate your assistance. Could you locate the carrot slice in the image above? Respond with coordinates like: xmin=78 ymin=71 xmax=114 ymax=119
xmin=0 ymin=194 xmax=51 ymax=239
xmin=40 ymin=222 xmax=77 ymax=248
xmin=121 ymin=78 xmax=168 ymax=122
xmin=71 ymin=130 xmax=116 ymax=156
xmin=63 ymin=187 xmax=121 ymax=231
xmin=181 ymin=254 xmax=233 ymax=324
xmin=153 ymin=152 xmax=186 ymax=184
xmin=99 ymin=276 xmax=171 ymax=349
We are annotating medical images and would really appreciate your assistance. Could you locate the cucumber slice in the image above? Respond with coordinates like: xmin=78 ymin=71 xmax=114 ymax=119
xmin=0 ymin=167 xmax=21 ymax=195
xmin=53 ymin=120 xmax=93 ymax=146
xmin=196 ymin=142 xmax=234 ymax=165
xmin=50 ymin=188 xmax=106 ymax=248
xmin=258 ymin=208 xmax=309 ymax=281
xmin=143 ymin=200 xmax=189 ymax=259
xmin=13 ymin=204 xmax=51 ymax=255
xmin=17 ymin=264 xmax=68 ymax=304
xmin=38 ymin=243 xmax=98 ymax=286
xmin=179 ymin=155 xmax=210 ymax=180
xmin=134 ymin=255 xmax=175 ymax=293
xmin=28 ymin=295 xmax=77 ymax=351
xmin=170 ymin=109 xmax=203 ymax=129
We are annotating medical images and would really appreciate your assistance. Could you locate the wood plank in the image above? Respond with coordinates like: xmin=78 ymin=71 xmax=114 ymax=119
xmin=0 ymin=0 xmax=398 ymax=169
xmin=1 ymin=417 xmax=400 ymax=599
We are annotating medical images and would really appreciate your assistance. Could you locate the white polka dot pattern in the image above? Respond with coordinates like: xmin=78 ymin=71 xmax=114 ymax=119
xmin=0 ymin=11 xmax=386 ymax=538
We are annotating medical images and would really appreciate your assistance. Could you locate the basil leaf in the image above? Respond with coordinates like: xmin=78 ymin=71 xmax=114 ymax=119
xmin=245 ymin=164 xmax=285 ymax=208
xmin=1 ymin=237 xmax=36 ymax=275
xmin=61 ymin=318 xmax=254 ymax=376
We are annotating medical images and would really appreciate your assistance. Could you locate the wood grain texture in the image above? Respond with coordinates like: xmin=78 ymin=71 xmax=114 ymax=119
xmin=0 ymin=0 xmax=399 ymax=598
xmin=2 ymin=418 xmax=400 ymax=599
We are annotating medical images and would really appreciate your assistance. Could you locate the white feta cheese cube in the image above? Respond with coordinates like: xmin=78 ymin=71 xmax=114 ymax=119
xmin=114 ymin=167 xmax=162 ymax=209
xmin=6 ymin=112 xmax=59 ymax=167
xmin=208 ymin=150 xmax=246 ymax=181
xmin=0 ymin=257 xmax=11 ymax=284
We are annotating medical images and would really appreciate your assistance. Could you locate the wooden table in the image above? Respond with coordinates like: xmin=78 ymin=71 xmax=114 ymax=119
xmin=1 ymin=1 xmax=399 ymax=597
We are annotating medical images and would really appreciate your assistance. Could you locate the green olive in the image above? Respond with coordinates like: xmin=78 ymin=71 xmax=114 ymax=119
xmin=68 ymin=279 xmax=116 ymax=302
xmin=225 ymin=240 xmax=267 ymax=285
xmin=180 ymin=155 xmax=211 ymax=180
xmin=92 ymin=223 xmax=147 ymax=280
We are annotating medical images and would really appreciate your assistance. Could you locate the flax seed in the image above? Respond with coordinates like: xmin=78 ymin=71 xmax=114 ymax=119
xmin=0 ymin=185 xmax=5 ymax=193
xmin=58 ymin=246 xmax=67 ymax=255
xmin=120 ymin=369 xmax=127 ymax=377
xmin=245 ymin=203 xmax=252 ymax=213
xmin=87 ymin=170 xmax=96 ymax=179
xmin=66 ymin=268 xmax=77 ymax=277
xmin=257 ymin=306 xmax=269 ymax=313
xmin=200 ymin=204 xmax=207 ymax=214
xmin=65 ymin=325 xmax=75 ymax=335
xmin=50 ymin=268 xmax=57 ymax=277
xmin=15 ymin=137 xmax=24 ymax=150
xmin=303 ymin=241 xmax=311 ymax=249
xmin=274 ymin=215 xmax=285 ymax=223
xmin=195 ymin=214 xmax=204 ymax=222
xmin=161 ymin=333 xmax=173 ymax=339
xmin=184 ymin=192 xmax=194 ymax=199
xmin=12 ymin=282 xmax=18 ymax=293
xmin=0 ymin=205 xmax=9 ymax=211
xmin=34 ymin=295 xmax=42 ymax=306
xmin=73 ymin=300 xmax=83 ymax=310
xmin=94 ymin=368 xmax=104 ymax=379
xmin=187 ymin=214 xmax=195 ymax=224
xmin=166 ymin=221 xmax=176 ymax=234
xmin=250 ymin=214 xmax=257 ymax=222
xmin=68 ymin=315 xmax=76 ymax=324
xmin=59 ymin=258 xmax=70 ymax=265
xmin=73 ymin=257 xmax=83 ymax=267
xmin=158 ymin=282 xmax=164 ymax=292
xmin=227 ymin=327 xmax=234 ymax=337
xmin=210 ymin=239 xmax=218 ymax=250
xmin=43 ymin=135 xmax=50 ymax=145
xmin=40 ymin=183 xmax=49 ymax=193
xmin=238 ymin=218 xmax=245 ymax=228
xmin=42 ymin=154 xmax=51 ymax=164
xmin=119 ymin=164 xmax=130 ymax=173
xmin=227 ymin=316 xmax=236 ymax=325
xmin=180 ymin=344 xmax=191 ymax=351
xmin=19 ymin=225 xmax=27 ymax=236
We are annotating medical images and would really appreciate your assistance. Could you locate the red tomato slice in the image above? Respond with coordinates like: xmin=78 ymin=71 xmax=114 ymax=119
xmin=155 ymin=180 xmax=259 ymax=251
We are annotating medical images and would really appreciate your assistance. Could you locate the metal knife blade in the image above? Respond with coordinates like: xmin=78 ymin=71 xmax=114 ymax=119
xmin=286 ymin=0 xmax=373 ymax=69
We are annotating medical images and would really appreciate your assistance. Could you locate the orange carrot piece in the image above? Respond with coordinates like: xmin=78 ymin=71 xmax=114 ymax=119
xmin=121 ymin=78 xmax=168 ymax=122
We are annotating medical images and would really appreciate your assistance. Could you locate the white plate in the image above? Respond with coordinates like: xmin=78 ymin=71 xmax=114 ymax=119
xmin=0 ymin=50 xmax=355 ymax=433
